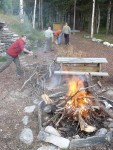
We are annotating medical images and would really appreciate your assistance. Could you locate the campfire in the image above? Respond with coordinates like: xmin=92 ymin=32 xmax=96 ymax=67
xmin=41 ymin=76 xmax=112 ymax=138
xmin=20 ymin=63 xmax=113 ymax=148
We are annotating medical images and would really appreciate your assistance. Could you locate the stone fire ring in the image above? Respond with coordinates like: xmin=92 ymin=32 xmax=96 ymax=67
xmin=37 ymin=101 xmax=113 ymax=149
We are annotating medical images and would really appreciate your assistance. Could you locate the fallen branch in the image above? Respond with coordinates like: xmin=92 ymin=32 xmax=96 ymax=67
xmin=94 ymin=100 xmax=113 ymax=119
xmin=55 ymin=112 xmax=65 ymax=127
xmin=20 ymin=64 xmax=39 ymax=91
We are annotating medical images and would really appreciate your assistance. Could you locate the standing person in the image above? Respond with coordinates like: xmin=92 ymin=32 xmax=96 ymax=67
xmin=62 ymin=22 xmax=71 ymax=45
xmin=54 ymin=29 xmax=63 ymax=44
xmin=44 ymin=26 xmax=54 ymax=52
xmin=0 ymin=35 xmax=33 ymax=76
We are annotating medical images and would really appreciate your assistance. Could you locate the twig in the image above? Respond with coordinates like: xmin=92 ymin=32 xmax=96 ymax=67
xmin=20 ymin=65 xmax=39 ymax=91
xmin=55 ymin=112 xmax=65 ymax=127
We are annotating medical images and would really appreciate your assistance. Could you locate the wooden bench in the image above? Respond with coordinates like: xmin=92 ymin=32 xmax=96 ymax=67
xmin=71 ymin=30 xmax=80 ymax=33
xmin=54 ymin=57 xmax=109 ymax=77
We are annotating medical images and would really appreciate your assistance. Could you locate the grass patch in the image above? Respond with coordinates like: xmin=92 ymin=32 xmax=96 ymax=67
xmin=0 ymin=56 xmax=7 ymax=62
xmin=94 ymin=34 xmax=113 ymax=43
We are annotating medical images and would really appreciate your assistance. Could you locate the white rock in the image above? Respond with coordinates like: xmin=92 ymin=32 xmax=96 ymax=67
xmin=103 ymin=42 xmax=110 ymax=46
xmin=24 ymin=105 xmax=36 ymax=113
xmin=95 ymin=128 xmax=107 ymax=136
xmin=19 ymin=128 xmax=33 ymax=145
xmin=102 ymin=101 xmax=112 ymax=109
xmin=33 ymin=99 xmax=39 ymax=104
xmin=45 ymin=126 xmax=61 ymax=137
xmin=37 ymin=145 xmax=58 ymax=150
xmin=110 ymin=44 xmax=113 ymax=47
xmin=38 ymin=130 xmax=70 ymax=149
xmin=22 ymin=116 xmax=29 ymax=125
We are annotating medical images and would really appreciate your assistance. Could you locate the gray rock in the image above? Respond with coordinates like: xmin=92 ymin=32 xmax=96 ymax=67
xmin=95 ymin=128 xmax=107 ymax=136
xmin=108 ymin=122 xmax=113 ymax=128
xmin=24 ymin=105 xmax=36 ymax=113
xmin=37 ymin=130 xmax=70 ymax=149
xmin=106 ymin=90 xmax=113 ymax=96
xmin=22 ymin=116 xmax=29 ymax=125
xmin=19 ymin=128 xmax=33 ymax=145
xmin=37 ymin=145 xmax=58 ymax=150
xmin=104 ymin=121 xmax=110 ymax=128
xmin=33 ymin=99 xmax=40 ymax=104
xmin=45 ymin=126 xmax=61 ymax=137
xmin=70 ymin=135 xmax=106 ymax=148
xmin=73 ymin=135 xmax=80 ymax=139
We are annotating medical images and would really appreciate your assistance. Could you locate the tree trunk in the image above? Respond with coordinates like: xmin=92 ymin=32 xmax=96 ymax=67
xmin=106 ymin=1 xmax=112 ymax=35
xmin=97 ymin=4 xmax=100 ymax=34
xmin=20 ymin=0 xmax=24 ymax=23
xmin=39 ymin=0 xmax=41 ymax=28
xmin=32 ymin=0 xmax=37 ymax=29
xmin=73 ymin=0 xmax=77 ymax=30
xmin=91 ymin=0 xmax=95 ymax=38
xmin=40 ymin=0 xmax=43 ymax=29
xmin=110 ymin=9 xmax=113 ymax=32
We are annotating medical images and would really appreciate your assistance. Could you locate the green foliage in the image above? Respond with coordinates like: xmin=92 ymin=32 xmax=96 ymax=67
xmin=27 ymin=30 xmax=44 ymax=41
xmin=0 ymin=56 xmax=7 ymax=62
xmin=0 ymin=0 xmax=13 ymax=14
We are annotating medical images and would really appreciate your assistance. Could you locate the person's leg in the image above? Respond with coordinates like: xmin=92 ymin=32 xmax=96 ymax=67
xmin=67 ymin=34 xmax=69 ymax=44
xmin=65 ymin=34 xmax=68 ymax=45
xmin=64 ymin=34 xmax=67 ymax=45
xmin=48 ymin=37 xmax=53 ymax=51
xmin=58 ymin=33 xmax=62 ymax=44
xmin=44 ymin=38 xmax=49 ymax=52
xmin=0 ymin=54 xmax=14 ymax=73
xmin=13 ymin=56 xmax=23 ymax=76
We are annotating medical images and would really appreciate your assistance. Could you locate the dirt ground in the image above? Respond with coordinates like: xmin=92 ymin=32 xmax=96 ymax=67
xmin=0 ymin=32 xmax=113 ymax=150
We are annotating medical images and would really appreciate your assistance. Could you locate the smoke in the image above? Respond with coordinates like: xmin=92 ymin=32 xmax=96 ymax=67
xmin=47 ymin=74 xmax=62 ymax=90
xmin=46 ymin=74 xmax=90 ymax=91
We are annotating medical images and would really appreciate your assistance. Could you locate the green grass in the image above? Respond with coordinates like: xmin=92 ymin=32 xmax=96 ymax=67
xmin=94 ymin=34 xmax=107 ymax=40
xmin=94 ymin=34 xmax=113 ymax=43
xmin=0 ymin=56 xmax=7 ymax=62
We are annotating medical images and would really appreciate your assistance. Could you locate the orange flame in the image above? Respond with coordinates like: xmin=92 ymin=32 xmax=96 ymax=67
xmin=66 ymin=76 xmax=92 ymax=117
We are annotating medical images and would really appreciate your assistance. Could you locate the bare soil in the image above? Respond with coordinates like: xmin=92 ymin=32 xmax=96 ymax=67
xmin=0 ymin=32 xmax=113 ymax=150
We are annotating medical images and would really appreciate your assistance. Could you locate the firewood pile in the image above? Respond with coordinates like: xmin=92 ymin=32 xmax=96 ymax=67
xmin=0 ymin=42 xmax=5 ymax=56
xmin=0 ymin=26 xmax=19 ymax=54
xmin=0 ymin=27 xmax=14 ymax=49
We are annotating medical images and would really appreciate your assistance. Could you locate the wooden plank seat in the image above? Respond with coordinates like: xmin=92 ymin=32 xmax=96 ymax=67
xmin=54 ymin=57 xmax=109 ymax=77
xmin=71 ymin=30 xmax=80 ymax=33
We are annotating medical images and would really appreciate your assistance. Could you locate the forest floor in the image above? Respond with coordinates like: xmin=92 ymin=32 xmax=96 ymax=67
xmin=1 ymin=32 xmax=113 ymax=150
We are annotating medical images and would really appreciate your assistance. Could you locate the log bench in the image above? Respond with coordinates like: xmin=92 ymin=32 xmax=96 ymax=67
xmin=54 ymin=57 xmax=109 ymax=77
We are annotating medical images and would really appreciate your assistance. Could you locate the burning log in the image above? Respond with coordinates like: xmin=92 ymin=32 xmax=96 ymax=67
xmin=78 ymin=113 xmax=96 ymax=133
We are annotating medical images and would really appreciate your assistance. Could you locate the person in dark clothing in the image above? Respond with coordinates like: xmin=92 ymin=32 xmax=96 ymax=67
xmin=62 ymin=23 xmax=71 ymax=45
xmin=0 ymin=35 xmax=33 ymax=76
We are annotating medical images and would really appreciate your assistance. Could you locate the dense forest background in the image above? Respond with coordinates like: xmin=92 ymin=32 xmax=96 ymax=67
xmin=0 ymin=0 xmax=113 ymax=35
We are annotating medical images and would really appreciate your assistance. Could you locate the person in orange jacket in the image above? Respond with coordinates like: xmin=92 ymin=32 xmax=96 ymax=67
xmin=54 ymin=29 xmax=63 ymax=44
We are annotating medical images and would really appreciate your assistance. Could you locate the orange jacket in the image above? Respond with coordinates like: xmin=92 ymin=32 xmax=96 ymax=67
xmin=54 ymin=30 xmax=62 ymax=36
